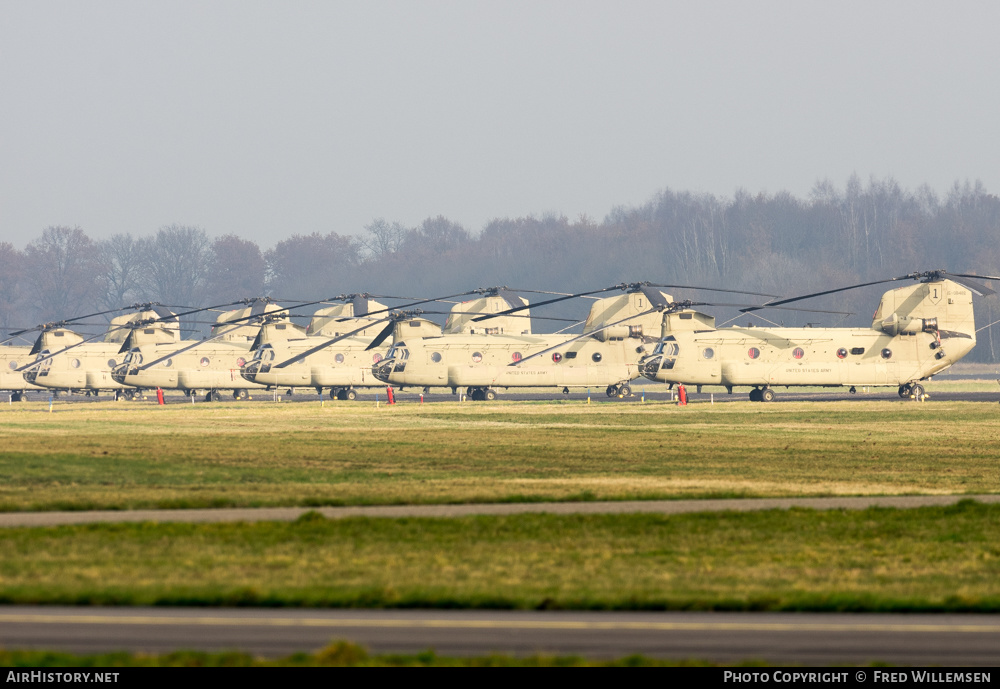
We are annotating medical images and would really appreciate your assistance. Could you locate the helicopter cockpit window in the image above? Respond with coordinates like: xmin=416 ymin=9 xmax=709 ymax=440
xmin=388 ymin=348 xmax=410 ymax=360
xmin=659 ymin=342 xmax=679 ymax=357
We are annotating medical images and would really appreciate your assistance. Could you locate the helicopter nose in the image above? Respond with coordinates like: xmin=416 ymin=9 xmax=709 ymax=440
xmin=640 ymin=355 xmax=662 ymax=379
xmin=110 ymin=364 xmax=128 ymax=384
xmin=372 ymin=360 xmax=393 ymax=382
xmin=241 ymin=361 xmax=260 ymax=381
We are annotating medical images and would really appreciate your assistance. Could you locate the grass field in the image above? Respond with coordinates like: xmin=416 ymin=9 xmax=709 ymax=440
xmin=1 ymin=399 xmax=999 ymax=511
xmin=1 ymin=503 xmax=998 ymax=611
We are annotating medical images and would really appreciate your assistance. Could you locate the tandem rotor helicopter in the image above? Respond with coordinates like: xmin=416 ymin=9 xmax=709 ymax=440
xmin=634 ymin=270 xmax=1000 ymax=401
xmin=6 ymin=304 xmax=182 ymax=399
xmin=365 ymin=283 xmax=782 ymax=400
xmin=240 ymin=288 xmax=566 ymax=399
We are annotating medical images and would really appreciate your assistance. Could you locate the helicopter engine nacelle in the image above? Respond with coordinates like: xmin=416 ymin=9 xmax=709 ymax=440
xmin=594 ymin=325 xmax=631 ymax=341
xmin=878 ymin=314 xmax=939 ymax=336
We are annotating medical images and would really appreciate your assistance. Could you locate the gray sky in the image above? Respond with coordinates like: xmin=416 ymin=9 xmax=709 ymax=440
xmin=2 ymin=0 xmax=999 ymax=247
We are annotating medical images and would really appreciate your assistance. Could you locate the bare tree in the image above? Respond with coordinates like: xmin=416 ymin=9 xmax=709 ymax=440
xmin=23 ymin=226 xmax=105 ymax=322
xmin=264 ymin=231 xmax=360 ymax=299
xmin=0 ymin=242 xmax=24 ymax=333
xmin=204 ymin=234 xmax=266 ymax=303
xmin=142 ymin=225 xmax=210 ymax=308
xmin=360 ymin=218 xmax=408 ymax=261
xmin=97 ymin=233 xmax=150 ymax=310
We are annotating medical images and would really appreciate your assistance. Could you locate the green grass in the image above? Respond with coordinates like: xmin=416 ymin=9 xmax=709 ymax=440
xmin=1 ymin=503 xmax=998 ymax=611
xmin=1 ymin=400 xmax=999 ymax=511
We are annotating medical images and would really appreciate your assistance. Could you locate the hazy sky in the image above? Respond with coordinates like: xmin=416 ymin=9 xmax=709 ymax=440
xmin=2 ymin=1 xmax=999 ymax=247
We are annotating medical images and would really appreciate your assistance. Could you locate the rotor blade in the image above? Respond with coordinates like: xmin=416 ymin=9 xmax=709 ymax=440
xmin=642 ymin=282 xmax=782 ymax=298
xmin=471 ymin=285 xmax=630 ymax=322
xmin=274 ymin=317 xmax=394 ymax=368
xmin=638 ymin=284 xmax=671 ymax=310
xmin=939 ymin=272 xmax=1000 ymax=297
xmin=510 ymin=307 xmax=661 ymax=367
xmin=353 ymin=295 xmax=370 ymax=317
xmin=495 ymin=288 xmax=525 ymax=311
xmin=364 ymin=320 xmax=397 ymax=351
xmin=118 ymin=330 xmax=135 ymax=354
xmin=740 ymin=277 xmax=909 ymax=311
xmin=334 ymin=290 xmax=496 ymax=322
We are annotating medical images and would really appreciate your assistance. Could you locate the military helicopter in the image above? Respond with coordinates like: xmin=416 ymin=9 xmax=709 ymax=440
xmin=636 ymin=270 xmax=1000 ymax=402
xmin=15 ymin=304 xmax=182 ymax=399
xmin=369 ymin=283 xmax=779 ymax=400
xmin=110 ymin=298 xmax=293 ymax=401
xmin=117 ymin=292 xmax=437 ymax=400
xmin=241 ymin=289 xmax=544 ymax=399
xmin=0 ymin=344 xmax=45 ymax=400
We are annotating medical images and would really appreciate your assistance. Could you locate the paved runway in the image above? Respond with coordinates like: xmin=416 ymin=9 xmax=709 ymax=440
xmin=2 ymin=495 xmax=998 ymax=527
xmin=8 ymin=388 xmax=1000 ymax=405
xmin=2 ymin=607 xmax=998 ymax=664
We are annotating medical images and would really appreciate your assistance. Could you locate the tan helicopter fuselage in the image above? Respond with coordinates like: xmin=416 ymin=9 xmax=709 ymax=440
xmin=241 ymin=337 xmax=387 ymax=390
xmin=0 ymin=346 xmax=44 ymax=393
xmin=372 ymin=290 xmax=669 ymax=393
xmin=240 ymin=315 xmax=439 ymax=392
xmin=113 ymin=341 xmax=261 ymax=392
xmin=372 ymin=332 xmax=652 ymax=390
xmin=639 ymin=280 xmax=977 ymax=393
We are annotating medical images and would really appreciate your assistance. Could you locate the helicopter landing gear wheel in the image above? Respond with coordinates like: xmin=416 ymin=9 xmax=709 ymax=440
xmin=483 ymin=388 xmax=497 ymax=401
xmin=329 ymin=388 xmax=339 ymax=400
xmin=606 ymin=384 xmax=618 ymax=398
xmin=233 ymin=389 xmax=249 ymax=400
xmin=618 ymin=384 xmax=631 ymax=398
xmin=910 ymin=383 xmax=925 ymax=398
xmin=344 ymin=388 xmax=358 ymax=401
xmin=849 ymin=386 xmax=857 ymax=394
xmin=749 ymin=388 xmax=762 ymax=402
xmin=898 ymin=385 xmax=910 ymax=398
xmin=123 ymin=390 xmax=135 ymax=401
xmin=761 ymin=387 xmax=776 ymax=403
xmin=206 ymin=390 xmax=222 ymax=402
xmin=11 ymin=392 xmax=23 ymax=402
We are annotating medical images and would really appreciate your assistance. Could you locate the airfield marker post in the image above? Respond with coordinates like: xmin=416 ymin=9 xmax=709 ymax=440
xmin=48 ymin=396 xmax=53 ymax=413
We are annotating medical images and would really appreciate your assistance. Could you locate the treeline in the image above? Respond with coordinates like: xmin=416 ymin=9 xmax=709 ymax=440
xmin=4 ymin=175 xmax=1000 ymax=360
